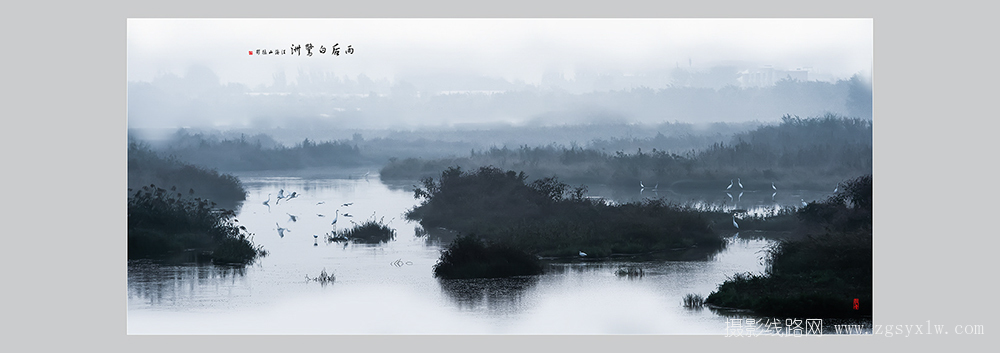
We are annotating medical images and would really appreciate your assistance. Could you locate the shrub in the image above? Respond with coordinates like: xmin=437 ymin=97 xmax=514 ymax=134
xmin=433 ymin=235 xmax=543 ymax=279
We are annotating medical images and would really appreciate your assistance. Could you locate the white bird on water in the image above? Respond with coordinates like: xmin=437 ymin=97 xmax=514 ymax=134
xmin=738 ymin=178 xmax=743 ymax=189
xmin=801 ymin=199 xmax=808 ymax=207
xmin=579 ymin=251 xmax=587 ymax=257
xmin=331 ymin=210 xmax=340 ymax=226
xmin=834 ymin=185 xmax=839 ymax=193
xmin=732 ymin=214 xmax=739 ymax=229
xmin=262 ymin=193 xmax=271 ymax=207
xmin=640 ymin=181 xmax=645 ymax=189
xmin=772 ymin=182 xmax=777 ymax=190
xmin=726 ymin=179 xmax=733 ymax=190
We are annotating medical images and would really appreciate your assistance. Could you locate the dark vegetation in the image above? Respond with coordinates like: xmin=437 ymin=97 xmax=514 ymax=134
xmin=683 ymin=293 xmax=706 ymax=309
xmin=334 ymin=216 xmax=397 ymax=244
xmin=128 ymin=141 xmax=247 ymax=208
xmin=128 ymin=184 xmax=267 ymax=264
xmin=128 ymin=140 xmax=265 ymax=264
xmin=432 ymin=235 xmax=543 ymax=279
xmin=410 ymin=166 xmax=726 ymax=277
xmin=149 ymin=131 xmax=364 ymax=171
xmin=382 ymin=115 xmax=871 ymax=190
xmin=705 ymin=175 xmax=872 ymax=318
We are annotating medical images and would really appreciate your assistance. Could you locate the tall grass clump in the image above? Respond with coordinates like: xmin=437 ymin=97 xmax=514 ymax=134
xmin=339 ymin=215 xmax=396 ymax=244
xmin=128 ymin=184 xmax=266 ymax=264
xmin=433 ymin=235 xmax=543 ymax=279
xmin=683 ymin=293 xmax=705 ymax=309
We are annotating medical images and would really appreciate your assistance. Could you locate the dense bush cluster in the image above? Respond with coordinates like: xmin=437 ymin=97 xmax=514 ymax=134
xmin=432 ymin=235 xmax=543 ymax=279
xmin=409 ymin=166 xmax=722 ymax=259
xmin=706 ymin=174 xmax=872 ymax=317
xmin=128 ymin=184 xmax=266 ymax=264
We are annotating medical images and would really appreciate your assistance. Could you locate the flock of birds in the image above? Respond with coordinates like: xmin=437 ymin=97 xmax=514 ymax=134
xmin=634 ymin=177 xmax=842 ymax=235
xmin=262 ymin=188 xmax=358 ymax=245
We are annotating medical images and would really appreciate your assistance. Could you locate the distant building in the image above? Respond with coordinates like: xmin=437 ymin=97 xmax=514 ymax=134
xmin=738 ymin=66 xmax=809 ymax=87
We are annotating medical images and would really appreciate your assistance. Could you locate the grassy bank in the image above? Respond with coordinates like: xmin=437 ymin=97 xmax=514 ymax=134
xmin=705 ymin=175 xmax=872 ymax=317
xmin=128 ymin=184 xmax=267 ymax=264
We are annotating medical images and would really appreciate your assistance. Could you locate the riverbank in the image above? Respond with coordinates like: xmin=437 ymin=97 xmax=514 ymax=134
xmin=705 ymin=175 xmax=872 ymax=318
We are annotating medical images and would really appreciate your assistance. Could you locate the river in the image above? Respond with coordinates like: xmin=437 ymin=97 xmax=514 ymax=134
xmin=127 ymin=171 xmax=866 ymax=334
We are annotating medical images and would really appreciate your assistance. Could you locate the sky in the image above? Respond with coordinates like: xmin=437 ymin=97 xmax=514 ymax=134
xmin=127 ymin=18 xmax=873 ymax=87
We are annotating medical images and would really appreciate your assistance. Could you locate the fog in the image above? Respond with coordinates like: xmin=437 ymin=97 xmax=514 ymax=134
xmin=127 ymin=19 xmax=873 ymax=131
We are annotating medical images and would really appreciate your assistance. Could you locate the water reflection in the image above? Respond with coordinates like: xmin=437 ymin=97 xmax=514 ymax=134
xmin=130 ymin=175 xmax=845 ymax=334
xmin=127 ymin=260 xmax=251 ymax=309
xmin=437 ymin=276 xmax=539 ymax=315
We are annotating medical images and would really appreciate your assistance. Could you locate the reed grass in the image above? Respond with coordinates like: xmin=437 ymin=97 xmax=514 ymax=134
xmin=339 ymin=216 xmax=396 ymax=244
xmin=683 ymin=293 xmax=705 ymax=309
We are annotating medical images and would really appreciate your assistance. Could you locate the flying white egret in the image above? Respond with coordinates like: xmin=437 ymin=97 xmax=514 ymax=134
xmin=343 ymin=213 xmax=353 ymax=218
xmin=726 ymin=179 xmax=733 ymax=190
xmin=276 ymin=222 xmax=289 ymax=238
xmin=317 ymin=201 xmax=325 ymax=205
xmin=286 ymin=192 xmax=299 ymax=201
xmin=732 ymin=214 xmax=739 ymax=229
xmin=738 ymin=178 xmax=743 ymax=189
xmin=579 ymin=251 xmax=587 ymax=257
xmin=276 ymin=189 xmax=285 ymax=204
xmin=341 ymin=202 xmax=353 ymax=207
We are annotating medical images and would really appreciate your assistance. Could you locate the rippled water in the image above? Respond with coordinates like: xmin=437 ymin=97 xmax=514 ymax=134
xmin=128 ymin=172 xmax=858 ymax=334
